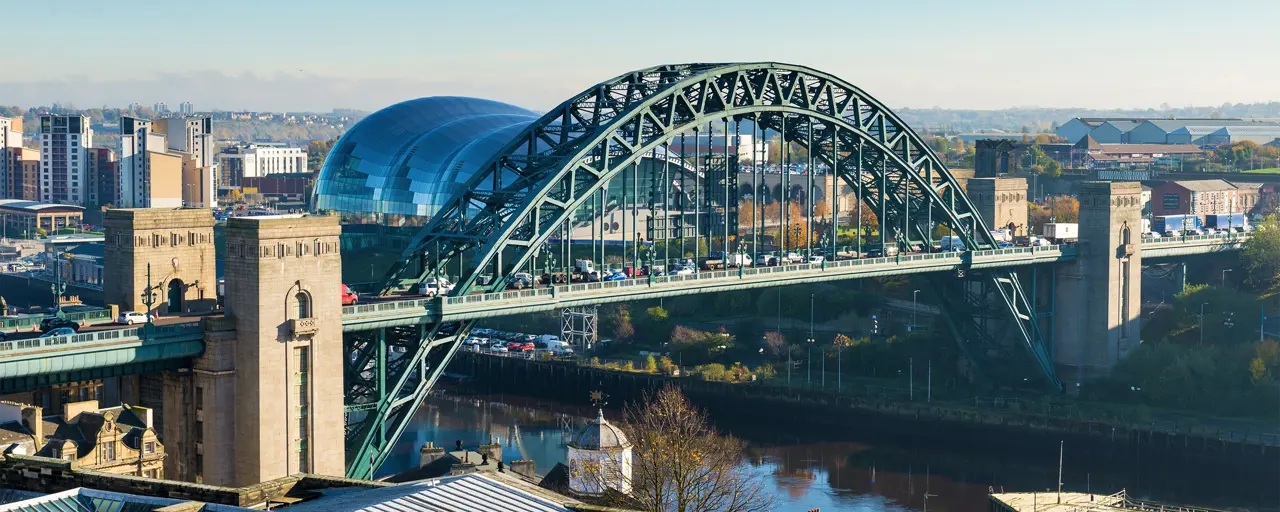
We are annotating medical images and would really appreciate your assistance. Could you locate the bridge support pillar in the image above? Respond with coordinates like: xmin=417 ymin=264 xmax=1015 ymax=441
xmin=1173 ymin=262 xmax=1187 ymax=293
xmin=969 ymin=178 xmax=1028 ymax=237
xmin=218 ymin=216 xmax=346 ymax=485
xmin=103 ymin=208 xmax=218 ymax=317
xmin=1053 ymin=181 xmax=1143 ymax=388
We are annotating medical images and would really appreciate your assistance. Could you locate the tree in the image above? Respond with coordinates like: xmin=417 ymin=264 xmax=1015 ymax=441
xmin=1244 ymin=215 xmax=1280 ymax=289
xmin=811 ymin=198 xmax=831 ymax=222
xmin=847 ymin=200 xmax=879 ymax=235
xmin=225 ymin=188 xmax=245 ymax=204
xmin=605 ymin=304 xmax=635 ymax=342
xmin=584 ymin=386 xmax=773 ymax=512
xmin=763 ymin=331 xmax=787 ymax=357
xmin=1045 ymin=195 xmax=1079 ymax=223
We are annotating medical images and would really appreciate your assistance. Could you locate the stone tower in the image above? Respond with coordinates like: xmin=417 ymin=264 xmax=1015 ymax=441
xmin=103 ymin=208 xmax=217 ymax=315
xmin=221 ymin=215 xmax=345 ymax=485
xmin=1053 ymin=181 xmax=1143 ymax=385
xmin=968 ymin=177 xmax=1028 ymax=236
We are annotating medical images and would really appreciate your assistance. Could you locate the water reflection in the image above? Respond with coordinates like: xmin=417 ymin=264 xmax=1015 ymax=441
xmin=378 ymin=394 xmax=1275 ymax=512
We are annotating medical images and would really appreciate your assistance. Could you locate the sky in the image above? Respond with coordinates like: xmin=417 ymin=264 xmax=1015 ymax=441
xmin=2 ymin=0 xmax=1279 ymax=112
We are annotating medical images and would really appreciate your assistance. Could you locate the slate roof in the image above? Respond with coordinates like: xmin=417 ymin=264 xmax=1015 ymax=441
xmin=1171 ymin=179 xmax=1238 ymax=192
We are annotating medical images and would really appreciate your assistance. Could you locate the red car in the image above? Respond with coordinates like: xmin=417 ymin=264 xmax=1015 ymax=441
xmin=341 ymin=284 xmax=359 ymax=306
xmin=506 ymin=341 xmax=525 ymax=352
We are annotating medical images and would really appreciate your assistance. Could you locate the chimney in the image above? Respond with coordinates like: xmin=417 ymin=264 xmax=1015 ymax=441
xmin=509 ymin=459 xmax=536 ymax=479
xmin=476 ymin=442 xmax=502 ymax=465
xmin=62 ymin=400 xmax=100 ymax=423
xmin=20 ymin=406 xmax=42 ymax=446
xmin=420 ymin=442 xmax=446 ymax=467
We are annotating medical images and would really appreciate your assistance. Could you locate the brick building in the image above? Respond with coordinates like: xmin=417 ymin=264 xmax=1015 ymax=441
xmin=1150 ymin=179 xmax=1259 ymax=218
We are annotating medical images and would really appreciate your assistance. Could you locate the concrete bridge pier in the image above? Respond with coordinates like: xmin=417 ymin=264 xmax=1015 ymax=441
xmin=1053 ymin=182 xmax=1144 ymax=389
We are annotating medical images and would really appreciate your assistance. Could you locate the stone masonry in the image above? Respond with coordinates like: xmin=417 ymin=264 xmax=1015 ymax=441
xmin=103 ymin=209 xmax=217 ymax=315
xmin=222 ymin=216 xmax=344 ymax=485
xmin=968 ymin=177 xmax=1029 ymax=236
xmin=1053 ymin=181 xmax=1143 ymax=385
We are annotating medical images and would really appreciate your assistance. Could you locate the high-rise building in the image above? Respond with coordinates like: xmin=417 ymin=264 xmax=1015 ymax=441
xmin=119 ymin=117 xmax=165 ymax=208
xmin=38 ymin=115 xmax=93 ymax=205
xmin=0 ymin=117 xmax=23 ymax=198
xmin=216 ymin=143 xmax=307 ymax=188
xmin=4 ymin=147 xmax=39 ymax=201
xmin=155 ymin=117 xmax=217 ymax=207
xmin=153 ymin=102 xmax=169 ymax=114
xmin=179 ymin=102 xmax=193 ymax=115
xmin=87 ymin=147 xmax=119 ymax=208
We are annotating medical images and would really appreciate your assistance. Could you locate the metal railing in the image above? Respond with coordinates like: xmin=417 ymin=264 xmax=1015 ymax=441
xmin=0 ymin=320 xmax=202 ymax=354
xmin=0 ymin=308 xmax=115 ymax=333
xmin=344 ymin=245 xmax=1071 ymax=323
xmin=1140 ymin=233 xmax=1250 ymax=245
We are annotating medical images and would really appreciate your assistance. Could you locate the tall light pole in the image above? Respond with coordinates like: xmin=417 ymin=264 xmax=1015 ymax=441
xmin=808 ymin=293 xmax=815 ymax=387
xmin=1200 ymin=302 xmax=1209 ymax=345
xmin=1222 ymin=268 xmax=1232 ymax=287
xmin=912 ymin=289 xmax=921 ymax=333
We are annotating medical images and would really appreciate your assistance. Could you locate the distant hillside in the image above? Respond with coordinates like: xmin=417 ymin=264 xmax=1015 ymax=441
xmin=897 ymin=102 xmax=1280 ymax=134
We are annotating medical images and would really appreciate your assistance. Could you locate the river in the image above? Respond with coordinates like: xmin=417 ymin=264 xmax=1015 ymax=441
xmin=374 ymin=392 xmax=1276 ymax=512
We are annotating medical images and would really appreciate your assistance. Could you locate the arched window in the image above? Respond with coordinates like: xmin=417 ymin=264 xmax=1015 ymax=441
xmin=1121 ymin=226 xmax=1131 ymax=245
xmin=296 ymin=292 xmax=311 ymax=319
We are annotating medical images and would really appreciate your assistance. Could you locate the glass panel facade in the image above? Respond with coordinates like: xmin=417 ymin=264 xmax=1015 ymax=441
xmin=312 ymin=96 xmax=539 ymax=218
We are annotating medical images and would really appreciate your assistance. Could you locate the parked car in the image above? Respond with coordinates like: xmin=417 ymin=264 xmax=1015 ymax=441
xmin=40 ymin=317 xmax=78 ymax=333
xmin=420 ymin=277 xmax=455 ymax=297
xmin=489 ymin=344 xmax=508 ymax=354
xmin=506 ymin=341 xmax=526 ymax=352
xmin=118 ymin=311 xmax=149 ymax=325
xmin=341 ymin=284 xmax=359 ymax=306
xmin=603 ymin=271 xmax=627 ymax=282
xmin=40 ymin=327 xmax=76 ymax=338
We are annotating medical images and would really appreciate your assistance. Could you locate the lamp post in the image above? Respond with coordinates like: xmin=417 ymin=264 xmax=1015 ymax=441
xmin=140 ymin=263 xmax=158 ymax=342
xmin=807 ymin=293 xmax=815 ymax=388
xmin=1199 ymin=302 xmax=1209 ymax=345
xmin=912 ymin=289 xmax=921 ymax=333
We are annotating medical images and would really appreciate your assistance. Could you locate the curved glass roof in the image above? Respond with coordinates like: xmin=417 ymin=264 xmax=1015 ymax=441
xmin=313 ymin=96 xmax=539 ymax=218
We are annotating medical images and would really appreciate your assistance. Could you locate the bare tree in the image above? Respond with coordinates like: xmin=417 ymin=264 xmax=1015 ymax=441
xmin=763 ymin=331 xmax=787 ymax=358
xmin=583 ymin=386 xmax=773 ymax=512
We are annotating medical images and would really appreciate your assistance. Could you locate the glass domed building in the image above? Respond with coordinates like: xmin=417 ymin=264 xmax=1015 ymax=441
xmin=312 ymin=96 xmax=540 ymax=219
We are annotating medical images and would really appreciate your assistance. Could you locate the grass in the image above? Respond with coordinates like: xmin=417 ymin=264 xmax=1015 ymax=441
xmin=1240 ymin=167 xmax=1280 ymax=174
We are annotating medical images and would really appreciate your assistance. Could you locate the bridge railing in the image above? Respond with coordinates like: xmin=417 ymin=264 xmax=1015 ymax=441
xmin=445 ymin=245 xmax=1066 ymax=307
xmin=1141 ymin=233 xmax=1248 ymax=245
xmin=0 ymin=320 xmax=202 ymax=354
xmin=1 ymin=308 xmax=115 ymax=333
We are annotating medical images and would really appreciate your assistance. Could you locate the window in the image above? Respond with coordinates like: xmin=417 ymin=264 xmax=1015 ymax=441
xmin=101 ymin=441 xmax=115 ymax=461
xmin=1162 ymin=193 xmax=1180 ymax=210
xmin=195 ymin=387 xmax=203 ymax=410
xmin=295 ymin=292 xmax=310 ymax=318
xmin=145 ymin=441 xmax=155 ymax=454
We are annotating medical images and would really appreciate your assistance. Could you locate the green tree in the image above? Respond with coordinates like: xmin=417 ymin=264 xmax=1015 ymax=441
xmin=1243 ymin=214 xmax=1280 ymax=289
xmin=645 ymin=354 xmax=658 ymax=373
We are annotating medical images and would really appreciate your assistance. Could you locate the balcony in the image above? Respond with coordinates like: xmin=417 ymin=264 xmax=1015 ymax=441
xmin=290 ymin=318 xmax=319 ymax=336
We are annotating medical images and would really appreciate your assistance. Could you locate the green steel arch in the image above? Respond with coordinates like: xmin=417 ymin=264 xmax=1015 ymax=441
xmin=351 ymin=63 xmax=1060 ymax=478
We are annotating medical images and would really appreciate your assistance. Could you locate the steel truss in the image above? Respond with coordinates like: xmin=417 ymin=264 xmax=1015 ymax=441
xmin=350 ymin=62 xmax=1061 ymax=478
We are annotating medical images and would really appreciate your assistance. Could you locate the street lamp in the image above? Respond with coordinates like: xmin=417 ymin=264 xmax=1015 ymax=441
xmin=808 ymin=293 xmax=815 ymax=387
xmin=1199 ymin=302 xmax=1209 ymax=345
xmin=1222 ymin=269 xmax=1232 ymax=287
xmin=912 ymin=289 xmax=921 ymax=333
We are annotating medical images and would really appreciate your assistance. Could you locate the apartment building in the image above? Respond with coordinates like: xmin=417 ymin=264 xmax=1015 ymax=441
xmin=0 ymin=117 xmax=22 ymax=198
xmin=38 ymin=115 xmax=93 ymax=206
xmin=216 ymin=143 xmax=307 ymax=188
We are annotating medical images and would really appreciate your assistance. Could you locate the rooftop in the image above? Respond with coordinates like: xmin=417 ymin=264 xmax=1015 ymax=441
xmin=0 ymin=487 xmax=249 ymax=512
xmin=284 ymin=473 xmax=582 ymax=512
xmin=1169 ymin=179 xmax=1239 ymax=192
xmin=0 ymin=200 xmax=84 ymax=214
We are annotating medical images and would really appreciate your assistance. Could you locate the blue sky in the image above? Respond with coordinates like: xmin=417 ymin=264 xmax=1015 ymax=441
xmin=2 ymin=0 xmax=1278 ymax=111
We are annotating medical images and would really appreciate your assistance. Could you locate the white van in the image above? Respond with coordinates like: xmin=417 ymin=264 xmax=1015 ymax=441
xmin=419 ymin=277 xmax=455 ymax=297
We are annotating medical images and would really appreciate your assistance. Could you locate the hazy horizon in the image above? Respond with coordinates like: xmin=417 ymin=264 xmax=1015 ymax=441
xmin=4 ymin=0 xmax=1280 ymax=112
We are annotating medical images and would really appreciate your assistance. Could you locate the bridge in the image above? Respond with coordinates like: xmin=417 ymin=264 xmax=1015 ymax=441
xmin=0 ymin=62 xmax=1256 ymax=484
